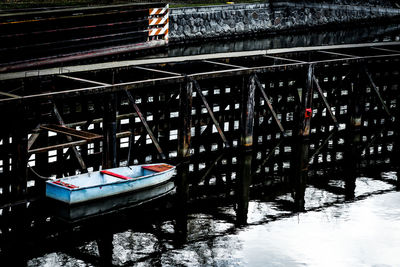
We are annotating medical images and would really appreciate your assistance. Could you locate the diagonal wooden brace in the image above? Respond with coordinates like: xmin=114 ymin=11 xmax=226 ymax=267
xmin=312 ymin=75 xmax=339 ymax=127
xmin=363 ymin=66 xmax=392 ymax=119
xmin=191 ymin=79 xmax=230 ymax=148
xmin=125 ymin=90 xmax=166 ymax=160
xmin=27 ymin=124 xmax=41 ymax=150
xmin=52 ymin=102 xmax=87 ymax=172
xmin=253 ymin=74 xmax=285 ymax=134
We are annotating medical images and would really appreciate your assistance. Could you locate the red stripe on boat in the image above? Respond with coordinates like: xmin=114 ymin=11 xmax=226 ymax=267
xmin=100 ymin=170 xmax=131 ymax=180
xmin=53 ymin=180 xmax=79 ymax=189
xmin=142 ymin=164 xmax=173 ymax=172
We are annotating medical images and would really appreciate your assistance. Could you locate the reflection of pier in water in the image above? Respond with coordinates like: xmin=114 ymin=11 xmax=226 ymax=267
xmin=0 ymin=130 xmax=397 ymax=265
xmin=0 ymin=41 xmax=399 ymax=265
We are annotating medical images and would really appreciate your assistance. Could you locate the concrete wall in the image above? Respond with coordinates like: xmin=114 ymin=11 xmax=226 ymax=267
xmin=169 ymin=2 xmax=400 ymax=43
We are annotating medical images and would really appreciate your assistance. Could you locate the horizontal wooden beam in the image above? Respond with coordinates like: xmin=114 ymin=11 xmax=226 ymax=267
xmin=263 ymin=55 xmax=308 ymax=64
xmin=1 ymin=41 xmax=399 ymax=81
xmin=202 ymin=59 xmax=248 ymax=69
xmin=133 ymin=66 xmax=181 ymax=76
xmin=317 ymin=50 xmax=358 ymax=58
xmin=58 ymin=75 xmax=109 ymax=86
xmin=0 ymin=91 xmax=20 ymax=98
xmin=40 ymin=124 xmax=102 ymax=141
xmin=28 ymin=131 xmax=131 ymax=154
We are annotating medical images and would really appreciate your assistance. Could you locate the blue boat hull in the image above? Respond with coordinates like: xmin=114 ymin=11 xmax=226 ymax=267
xmin=46 ymin=164 xmax=175 ymax=204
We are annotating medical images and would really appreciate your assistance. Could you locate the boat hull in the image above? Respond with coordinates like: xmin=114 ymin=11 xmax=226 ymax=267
xmin=46 ymin=164 xmax=175 ymax=204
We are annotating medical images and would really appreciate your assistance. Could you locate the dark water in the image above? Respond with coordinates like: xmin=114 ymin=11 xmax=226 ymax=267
xmin=2 ymin=133 xmax=398 ymax=267
xmin=21 ymin=173 xmax=399 ymax=266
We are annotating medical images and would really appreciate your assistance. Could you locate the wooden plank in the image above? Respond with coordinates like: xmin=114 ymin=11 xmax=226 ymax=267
xmin=134 ymin=66 xmax=181 ymax=76
xmin=0 ymin=91 xmax=20 ymax=98
xmin=264 ymin=55 xmax=308 ymax=64
xmin=29 ymin=140 xmax=88 ymax=154
xmin=28 ymin=131 xmax=131 ymax=154
xmin=101 ymin=170 xmax=131 ymax=180
xmin=202 ymin=60 xmax=247 ymax=69
xmin=40 ymin=124 xmax=102 ymax=141
xmin=1 ymin=41 xmax=400 ymax=81
xmin=58 ymin=75 xmax=109 ymax=86
xmin=370 ymin=47 xmax=400 ymax=53
xmin=317 ymin=50 xmax=358 ymax=58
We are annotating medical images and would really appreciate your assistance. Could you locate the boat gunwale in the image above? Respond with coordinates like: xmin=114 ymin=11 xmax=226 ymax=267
xmin=47 ymin=164 xmax=176 ymax=191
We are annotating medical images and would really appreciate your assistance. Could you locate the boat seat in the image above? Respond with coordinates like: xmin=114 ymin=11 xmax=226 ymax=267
xmin=142 ymin=164 xmax=173 ymax=172
xmin=100 ymin=170 xmax=131 ymax=180
xmin=53 ymin=180 xmax=79 ymax=189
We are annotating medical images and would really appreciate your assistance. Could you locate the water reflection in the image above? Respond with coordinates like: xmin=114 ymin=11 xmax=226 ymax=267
xmin=238 ymin=191 xmax=400 ymax=267
xmin=166 ymin=22 xmax=400 ymax=58
xmin=1 ymin=124 xmax=399 ymax=266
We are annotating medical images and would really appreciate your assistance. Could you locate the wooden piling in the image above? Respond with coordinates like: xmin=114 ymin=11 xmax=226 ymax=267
xmin=236 ymin=151 xmax=252 ymax=225
xmin=11 ymin=108 xmax=28 ymax=198
xmin=299 ymin=64 xmax=314 ymax=137
xmin=292 ymin=140 xmax=308 ymax=212
xmin=291 ymin=65 xmax=315 ymax=211
xmin=343 ymin=71 xmax=362 ymax=199
xmin=241 ymin=75 xmax=256 ymax=147
xmin=102 ymin=93 xmax=117 ymax=169
xmin=178 ymin=79 xmax=193 ymax=159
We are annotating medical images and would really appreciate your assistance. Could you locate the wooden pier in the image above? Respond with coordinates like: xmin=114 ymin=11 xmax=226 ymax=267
xmin=0 ymin=41 xmax=399 ymax=208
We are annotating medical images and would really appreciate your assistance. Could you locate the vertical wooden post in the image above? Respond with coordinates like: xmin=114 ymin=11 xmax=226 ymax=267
xmin=299 ymin=64 xmax=314 ymax=137
xmin=292 ymin=140 xmax=307 ymax=212
xmin=236 ymin=151 xmax=252 ymax=225
xmin=394 ymin=97 xmax=400 ymax=189
xmin=11 ymin=107 xmax=28 ymax=198
xmin=241 ymin=75 xmax=256 ymax=147
xmin=97 ymin=221 xmax=113 ymax=267
xmin=175 ymin=161 xmax=189 ymax=245
xmin=178 ymin=79 xmax=193 ymax=159
xmin=175 ymin=80 xmax=192 ymax=244
xmin=102 ymin=93 xmax=117 ymax=169
xmin=344 ymin=72 xmax=362 ymax=199
xmin=291 ymin=65 xmax=314 ymax=211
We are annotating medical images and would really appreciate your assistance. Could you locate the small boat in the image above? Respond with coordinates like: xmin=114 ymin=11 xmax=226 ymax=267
xmin=46 ymin=163 xmax=175 ymax=204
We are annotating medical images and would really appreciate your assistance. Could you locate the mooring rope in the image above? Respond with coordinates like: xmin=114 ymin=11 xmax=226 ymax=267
xmin=28 ymin=164 xmax=51 ymax=180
